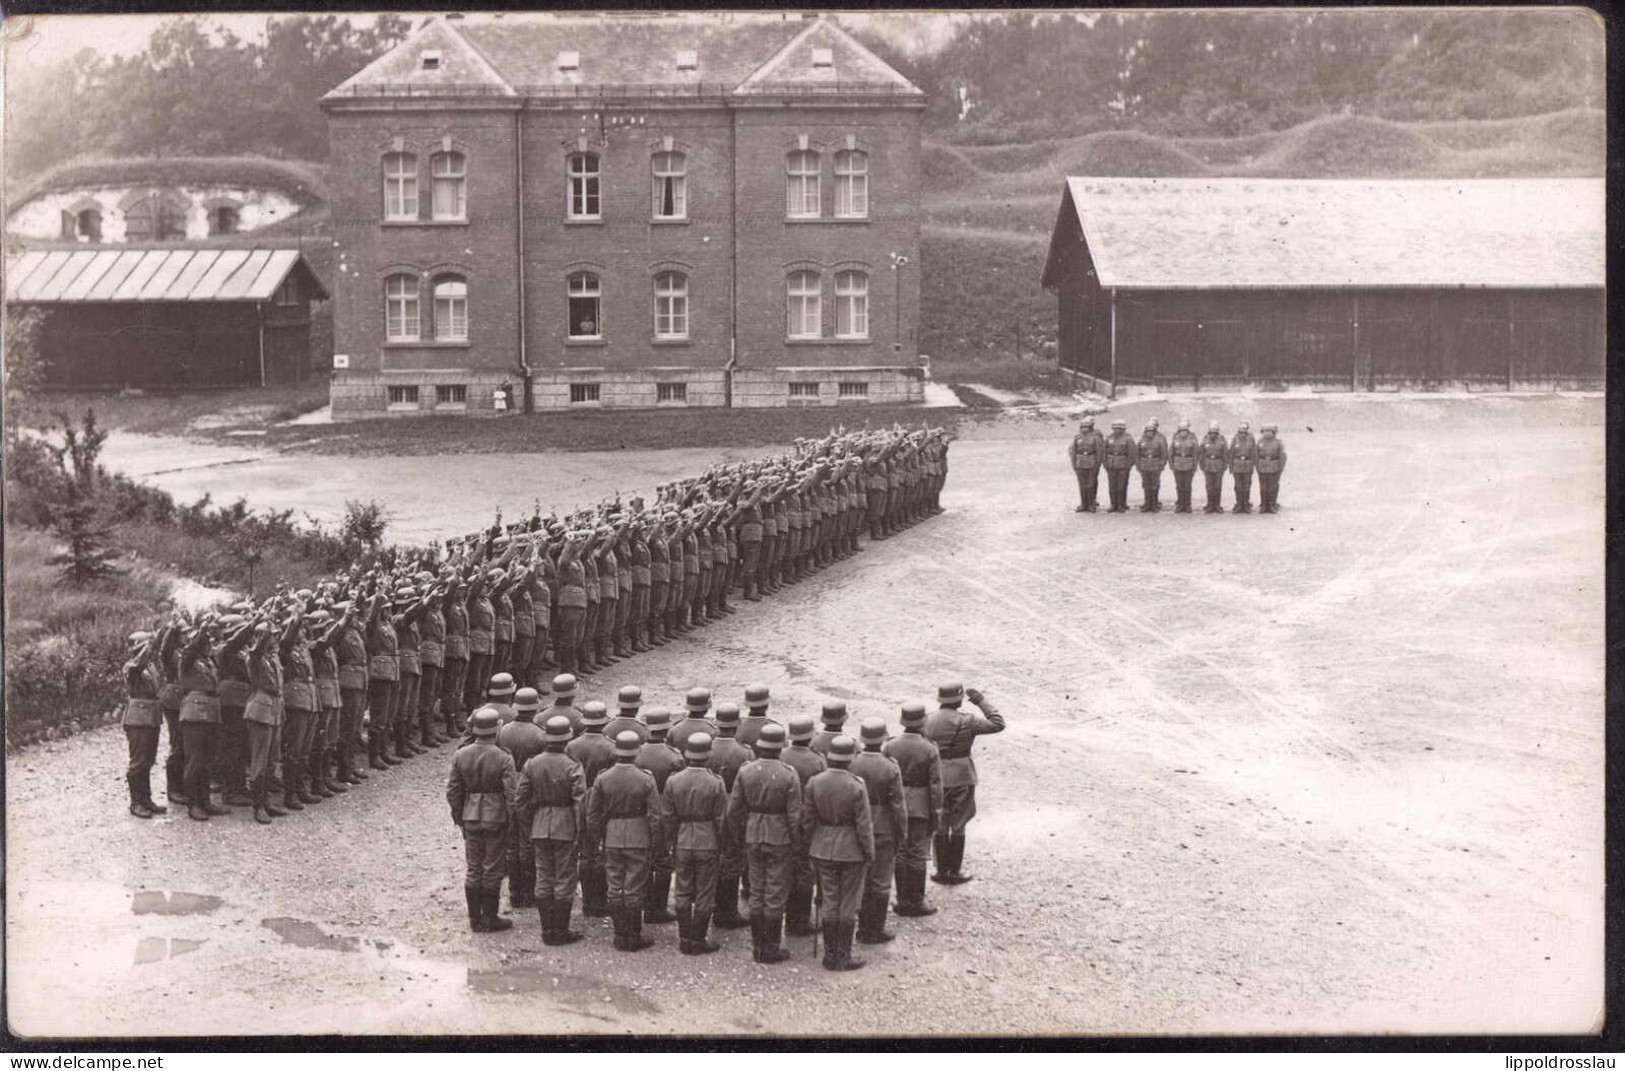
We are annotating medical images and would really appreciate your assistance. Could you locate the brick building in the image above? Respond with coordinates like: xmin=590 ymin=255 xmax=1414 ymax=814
xmin=321 ymin=14 xmax=926 ymax=419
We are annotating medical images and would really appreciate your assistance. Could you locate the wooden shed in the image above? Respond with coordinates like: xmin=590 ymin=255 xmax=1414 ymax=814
xmin=1040 ymin=178 xmax=1605 ymax=394
xmin=5 ymin=246 xmax=328 ymax=390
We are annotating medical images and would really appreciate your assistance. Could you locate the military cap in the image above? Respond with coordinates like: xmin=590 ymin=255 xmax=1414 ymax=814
xmin=1261 ymin=423 xmax=1278 ymax=433
xmin=787 ymin=714 xmax=817 ymax=742
xmin=1111 ymin=419 xmax=1127 ymax=429
xmin=684 ymin=731 xmax=714 ymax=759
xmin=487 ymin=568 xmax=506 ymax=583
xmin=613 ymin=730 xmax=641 ymax=756
xmin=128 ymin=630 xmax=153 ymax=646
xmin=617 ymin=685 xmax=643 ymax=710
xmin=685 ymin=687 xmax=712 ymax=713
xmin=295 ymin=588 xmax=315 ymax=601
xmin=1149 ymin=418 xmax=1160 ymax=428
xmin=859 ymin=716 xmax=887 ymax=743
xmin=487 ymin=672 xmax=517 ymax=698
xmin=579 ymin=700 xmax=609 ymax=725
xmin=544 ymin=715 xmax=572 ymax=742
xmin=1081 ymin=416 xmax=1094 ymax=427
xmin=744 ymin=683 xmax=771 ymax=709
xmin=643 ymin=708 xmax=672 ymax=731
xmin=826 ymin=735 xmax=858 ymax=764
xmin=1238 ymin=421 xmax=1250 ymax=430
xmin=756 ymin=723 xmax=788 ymax=752
xmin=900 ymin=702 xmax=927 ymax=727
xmin=937 ymin=680 xmax=966 ymax=703
xmin=1177 ymin=418 xmax=1191 ymax=429
xmin=714 ymin=702 xmax=741 ymax=726
xmin=551 ymin=673 xmax=578 ymax=698
xmin=469 ymin=706 xmax=502 ymax=737
xmin=514 ymin=687 xmax=542 ymax=714
xmin=1208 ymin=421 xmax=1221 ymax=432
xmin=305 ymin=609 xmax=332 ymax=626
xmin=414 ymin=571 xmax=435 ymax=584
xmin=395 ymin=586 xmax=417 ymax=600
xmin=820 ymin=700 xmax=848 ymax=727
xmin=253 ymin=621 xmax=272 ymax=635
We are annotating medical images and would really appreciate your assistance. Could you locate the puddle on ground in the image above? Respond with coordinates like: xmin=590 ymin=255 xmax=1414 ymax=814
xmin=466 ymin=966 xmax=660 ymax=1016
xmin=261 ymin=917 xmax=359 ymax=953
xmin=132 ymin=891 xmax=224 ymax=916
xmin=135 ymin=937 xmax=206 ymax=964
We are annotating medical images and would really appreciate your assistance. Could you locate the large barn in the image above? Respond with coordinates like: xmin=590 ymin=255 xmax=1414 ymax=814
xmin=1040 ymin=178 xmax=1605 ymax=394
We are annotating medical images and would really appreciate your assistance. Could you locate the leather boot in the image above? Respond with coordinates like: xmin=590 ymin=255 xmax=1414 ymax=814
xmin=251 ymin=775 xmax=273 ymax=825
xmin=262 ymin=775 xmax=289 ymax=817
xmin=691 ymin=910 xmax=720 ymax=954
xmin=785 ymin=882 xmax=816 ymax=936
xmin=759 ymin=914 xmax=791 ymax=963
xmin=552 ymin=899 xmax=583 ymax=945
xmin=367 ymin=734 xmax=388 ymax=770
xmin=320 ymin=747 xmax=347 ymax=794
xmin=510 ymin=856 xmax=535 ymax=910
xmin=282 ymin=768 xmax=305 ymax=812
xmin=343 ymin=741 xmax=368 ymax=781
xmin=297 ymin=761 xmax=322 ymax=805
xmin=467 ymin=887 xmax=488 ymax=932
xmin=948 ymin=833 xmax=972 ymax=883
xmin=623 ymin=904 xmax=654 ymax=952
xmin=610 ymin=905 xmax=629 ymax=951
xmin=931 ymin=834 xmax=958 ymax=885
xmin=537 ymin=899 xmax=554 ymax=943
xmin=483 ymin=889 xmax=513 ymax=933
xmin=582 ymin=869 xmax=610 ymax=917
xmin=748 ymin=913 xmax=764 ymax=962
xmin=644 ymin=869 xmax=676 ymax=924
xmin=835 ymin=921 xmax=866 ymax=971
xmin=895 ymin=867 xmax=937 ymax=917
xmin=676 ymin=905 xmax=695 ymax=954
xmin=821 ymin=921 xmax=841 ymax=970
xmin=857 ymin=891 xmax=895 ymax=944
xmin=714 ymin=877 xmax=749 ymax=929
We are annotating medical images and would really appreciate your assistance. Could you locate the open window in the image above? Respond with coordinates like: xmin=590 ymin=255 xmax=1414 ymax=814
xmin=568 ymin=272 xmax=601 ymax=338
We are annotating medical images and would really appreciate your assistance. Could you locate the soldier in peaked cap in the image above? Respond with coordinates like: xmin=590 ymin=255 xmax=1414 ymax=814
xmin=448 ymin=706 xmax=518 ymax=933
xmin=514 ymin=715 xmax=586 ymax=946
xmin=603 ymin=684 xmax=650 ymax=745
xmin=586 ymin=731 xmax=666 ymax=952
xmin=799 ymin=736 xmax=875 ymax=972
xmin=850 ymin=717 xmax=908 ymax=945
xmin=1067 ymin=416 xmax=1105 ymax=513
xmin=668 ymin=688 xmax=716 ymax=753
xmin=498 ymin=687 xmax=549 ymax=910
xmin=661 ymin=732 xmax=728 ymax=955
xmin=707 ymin=703 xmax=754 ymax=930
xmin=780 ymin=713 xmax=828 ymax=936
xmin=1198 ymin=421 xmax=1230 ymax=513
xmin=1102 ymin=418 xmax=1138 ymax=513
xmin=635 ymin=708 xmax=684 ymax=925
xmin=736 ymin=684 xmax=779 ymax=750
xmin=1168 ymin=418 xmax=1200 ymax=514
xmin=1255 ymin=424 xmax=1287 ymax=513
xmin=566 ymin=700 xmax=616 ymax=918
xmin=884 ymin=702 xmax=944 ymax=917
xmin=730 ymin=722 xmax=802 ymax=964
xmin=1229 ymin=420 xmax=1258 ymax=513
xmin=925 ymin=682 xmax=1006 ymax=886
xmin=547 ymin=673 xmax=585 ymax=737
xmin=810 ymin=700 xmax=849 ymax=758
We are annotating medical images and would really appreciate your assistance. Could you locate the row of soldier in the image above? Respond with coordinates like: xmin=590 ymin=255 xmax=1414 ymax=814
xmin=449 ymin=678 xmax=1006 ymax=971
xmin=117 ymin=426 xmax=953 ymax=824
xmin=1068 ymin=417 xmax=1288 ymax=514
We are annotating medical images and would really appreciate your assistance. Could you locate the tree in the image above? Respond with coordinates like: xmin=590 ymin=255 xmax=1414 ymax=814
xmin=3 ymin=308 xmax=48 ymax=438
xmin=49 ymin=481 xmax=123 ymax=586
xmin=45 ymin=409 xmax=110 ymax=493
xmin=340 ymin=498 xmax=391 ymax=558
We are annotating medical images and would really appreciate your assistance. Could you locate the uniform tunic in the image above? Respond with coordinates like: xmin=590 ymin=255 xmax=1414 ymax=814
xmin=923 ymin=698 xmax=1006 ymax=833
xmin=884 ymin=730 xmax=945 ymax=870
xmin=729 ymin=757 xmax=803 ymax=916
xmin=585 ymin=762 xmax=666 ymax=909
xmin=798 ymin=767 xmax=875 ymax=923
xmin=515 ymin=749 xmax=586 ymax=901
xmin=850 ymin=749 xmax=909 ymax=896
xmin=447 ymin=741 xmax=518 ymax=892
xmin=662 ymin=764 xmax=728 ymax=915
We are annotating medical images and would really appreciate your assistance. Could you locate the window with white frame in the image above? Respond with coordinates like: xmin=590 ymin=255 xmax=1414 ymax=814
xmin=786 ymin=271 xmax=822 ymax=339
xmin=834 ymin=150 xmax=868 ymax=218
xmin=385 ymin=273 xmax=420 ymax=341
xmin=786 ymin=150 xmax=820 ymax=218
xmin=568 ymin=272 xmax=602 ymax=338
xmin=651 ymin=151 xmax=686 ymax=220
xmin=432 ymin=276 xmax=468 ymax=341
xmin=436 ymin=384 xmax=467 ymax=407
xmin=430 ymin=151 xmax=467 ymax=220
xmin=570 ymin=383 xmax=601 ymax=404
xmin=654 ymin=271 xmax=688 ymax=339
xmin=387 ymin=385 xmax=420 ymax=408
xmin=383 ymin=152 xmax=418 ymax=221
xmin=835 ymin=270 xmax=869 ymax=339
xmin=657 ymin=382 xmax=687 ymax=403
xmin=568 ymin=152 xmax=600 ymax=219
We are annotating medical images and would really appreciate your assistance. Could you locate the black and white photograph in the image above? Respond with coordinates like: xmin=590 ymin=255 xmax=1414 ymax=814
xmin=0 ymin=6 xmax=1609 ymax=1043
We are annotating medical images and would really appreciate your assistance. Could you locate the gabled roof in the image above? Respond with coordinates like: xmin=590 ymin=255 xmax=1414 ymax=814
xmin=327 ymin=17 xmax=514 ymax=97
xmin=6 ymin=247 xmax=328 ymax=304
xmin=1044 ymin=177 xmax=1604 ymax=291
xmin=733 ymin=17 xmax=922 ymax=95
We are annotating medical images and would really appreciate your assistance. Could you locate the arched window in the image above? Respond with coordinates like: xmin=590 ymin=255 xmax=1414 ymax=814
xmin=786 ymin=270 xmax=822 ymax=339
xmin=568 ymin=272 xmax=601 ymax=338
xmin=66 ymin=208 xmax=101 ymax=242
xmin=567 ymin=153 xmax=600 ymax=219
xmin=786 ymin=150 xmax=820 ymax=218
xmin=385 ymin=273 xmax=421 ymax=341
xmin=209 ymin=205 xmax=240 ymax=236
xmin=835 ymin=270 xmax=869 ymax=339
xmin=654 ymin=271 xmax=688 ymax=339
xmin=383 ymin=152 xmax=418 ymax=220
xmin=651 ymin=151 xmax=686 ymax=220
xmin=430 ymin=151 xmax=466 ymax=221
xmin=834 ymin=150 xmax=868 ymax=218
xmin=123 ymin=193 xmax=187 ymax=241
xmin=432 ymin=275 xmax=468 ymax=341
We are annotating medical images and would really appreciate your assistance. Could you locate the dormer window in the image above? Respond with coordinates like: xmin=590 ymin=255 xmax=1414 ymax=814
xmin=420 ymin=50 xmax=442 ymax=71
xmin=811 ymin=47 xmax=834 ymax=68
xmin=557 ymin=50 xmax=580 ymax=71
xmin=675 ymin=49 xmax=698 ymax=71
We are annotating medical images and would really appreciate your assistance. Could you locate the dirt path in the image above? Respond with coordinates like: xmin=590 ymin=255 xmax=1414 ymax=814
xmin=8 ymin=396 xmax=1603 ymax=1037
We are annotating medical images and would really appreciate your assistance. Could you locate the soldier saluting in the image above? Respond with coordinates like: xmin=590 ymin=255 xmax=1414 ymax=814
xmin=925 ymin=682 xmax=1005 ymax=885
xmin=1067 ymin=417 xmax=1105 ymax=513
xmin=1101 ymin=419 xmax=1138 ymax=513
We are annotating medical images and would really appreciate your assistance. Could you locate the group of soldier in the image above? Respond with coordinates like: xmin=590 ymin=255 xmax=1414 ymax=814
xmin=449 ymin=674 xmax=1005 ymax=972
xmin=1068 ymin=416 xmax=1288 ymax=514
xmin=117 ymin=425 xmax=953 ymax=826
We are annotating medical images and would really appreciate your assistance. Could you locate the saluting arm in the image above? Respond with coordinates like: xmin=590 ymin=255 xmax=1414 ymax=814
xmin=965 ymin=688 xmax=1007 ymax=735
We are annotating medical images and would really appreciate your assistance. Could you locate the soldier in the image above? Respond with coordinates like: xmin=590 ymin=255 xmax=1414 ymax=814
xmin=736 ymin=684 xmax=778 ymax=749
xmin=547 ymin=673 xmax=585 ymax=737
xmin=799 ymin=736 xmax=875 ymax=972
xmin=586 ymin=731 xmax=666 ymax=952
xmin=416 ymin=577 xmax=448 ymax=748
xmin=1256 ymin=424 xmax=1287 ymax=513
xmin=780 ymin=713 xmax=828 ymax=936
xmin=1166 ymin=418 xmax=1199 ymax=513
xmin=647 ymin=519 xmax=672 ymax=647
xmin=448 ymin=706 xmax=518 ymax=933
xmin=244 ymin=619 xmax=288 ymax=822
xmin=1198 ymin=421 xmax=1230 ymax=514
xmin=156 ymin=625 xmax=188 ymax=807
xmin=440 ymin=579 xmax=471 ymax=738
xmin=177 ymin=615 xmax=230 ymax=822
xmin=332 ymin=599 xmax=371 ymax=782
xmin=810 ymin=700 xmax=849 ymax=757
xmin=635 ymin=709 xmax=684 ymax=925
xmin=1136 ymin=419 xmax=1169 ymax=513
xmin=850 ymin=717 xmax=907 ymax=945
xmin=565 ymin=700 xmax=616 ymax=918
xmin=662 ymin=731 xmax=728 ymax=955
xmin=215 ymin=605 xmax=255 ymax=807
xmin=307 ymin=608 xmax=348 ymax=798
xmin=514 ymin=714 xmax=586 ymax=946
xmin=363 ymin=589 xmax=401 ymax=770
xmin=707 ymin=703 xmax=754 ymax=930
xmin=730 ymin=722 xmax=802 ymax=964
xmin=668 ymin=688 xmax=716 ymax=753
xmin=121 ymin=629 xmax=169 ymax=819
xmin=737 ymin=484 xmax=766 ymax=602
xmin=392 ymin=585 xmax=428 ymax=759
xmin=485 ymin=672 xmax=518 ymax=723
xmin=497 ymin=688 xmax=548 ymax=910
xmin=1102 ymin=419 xmax=1138 ymax=513
xmin=463 ymin=570 xmax=497 ymax=710
xmin=527 ymin=555 xmax=555 ymax=687
xmin=925 ymin=682 xmax=1006 ymax=885
xmin=510 ymin=566 xmax=536 ymax=697
xmin=553 ymin=531 xmax=590 ymax=676
xmin=1067 ymin=416 xmax=1105 ymax=513
xmin=1229 ymin=420 xmax=1258 ymax=514
xmin=628 ymin=522 xmax=652 ymax=653
xmin=605 ymin=684 xmax=649 ymax=745
xmin=884 ymin=702 xmax=943 ymax=917
xmin=279 ymin=604 xmax=323 ymax=810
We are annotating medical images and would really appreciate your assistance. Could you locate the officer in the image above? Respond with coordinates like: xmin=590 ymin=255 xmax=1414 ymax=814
xmin=121 ymin=629 xmax=169 ymax=819
xmin=884 ymin=702 xmax=943 ymax=917
xmin=780 ymin=713 xmax=828 ymax=937
xmin=586 ymin=731 xmax=666 ymax=952
xmin=1136 ymin=419 xmax=1169 ymax=513
xmin=447 ymin=705 xmax=518 ymax=933
xmin=1102 ymin=419 xmax=1138 ymax=513
xmin=1168 ymin=418 xmax=1199 ymax=514
xmin=514 ymin=714 xmax=586 ymax=946
xmin=548 ymin=674 xmax=585 ymax=737
xmin=925 ymin=682 xmax=1006 ymax=885
xmin=668 ymin=688 xmax=716 ymax=753
xmin=1229 ymin=420 xmax=1258 ymax=513
xmin=810 ymin=700 xmax=849 ymax=757
xmin=497 ymin=687 xmax=548 ymax=910
xmin=1255 ymin=424 xmax=1287 ymax=513
xmin=736 ymin=684 xmax=778 ymax=749
xmin=1198 ymin=421 xmax=1230 ymax=514
xmin=850 ymin=717 xmax=908 ymax=945
xmin=729 ymin=722 xmax=801 ymax=964
xmin=363 ymin=590 xmax=401 ymax=770
xmin=707 ymin=703 xmax=754 ymax=930
xmin=439 ymin=579 xmax=471 ymax=738
xmin=1067 ymin=417 xmax=1105 ymax=513
xmin=565 ymin=700 xmax=616 ymax=918
xmin=604 ymin=684 xmax=650 ymax=745
xmin=662 ymin=731 xmax=728 ymax=955
xmin=799 ymin=736 xmax=875 ymax=972
xmin=635 ymin=708 xmax=684 ymax=925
